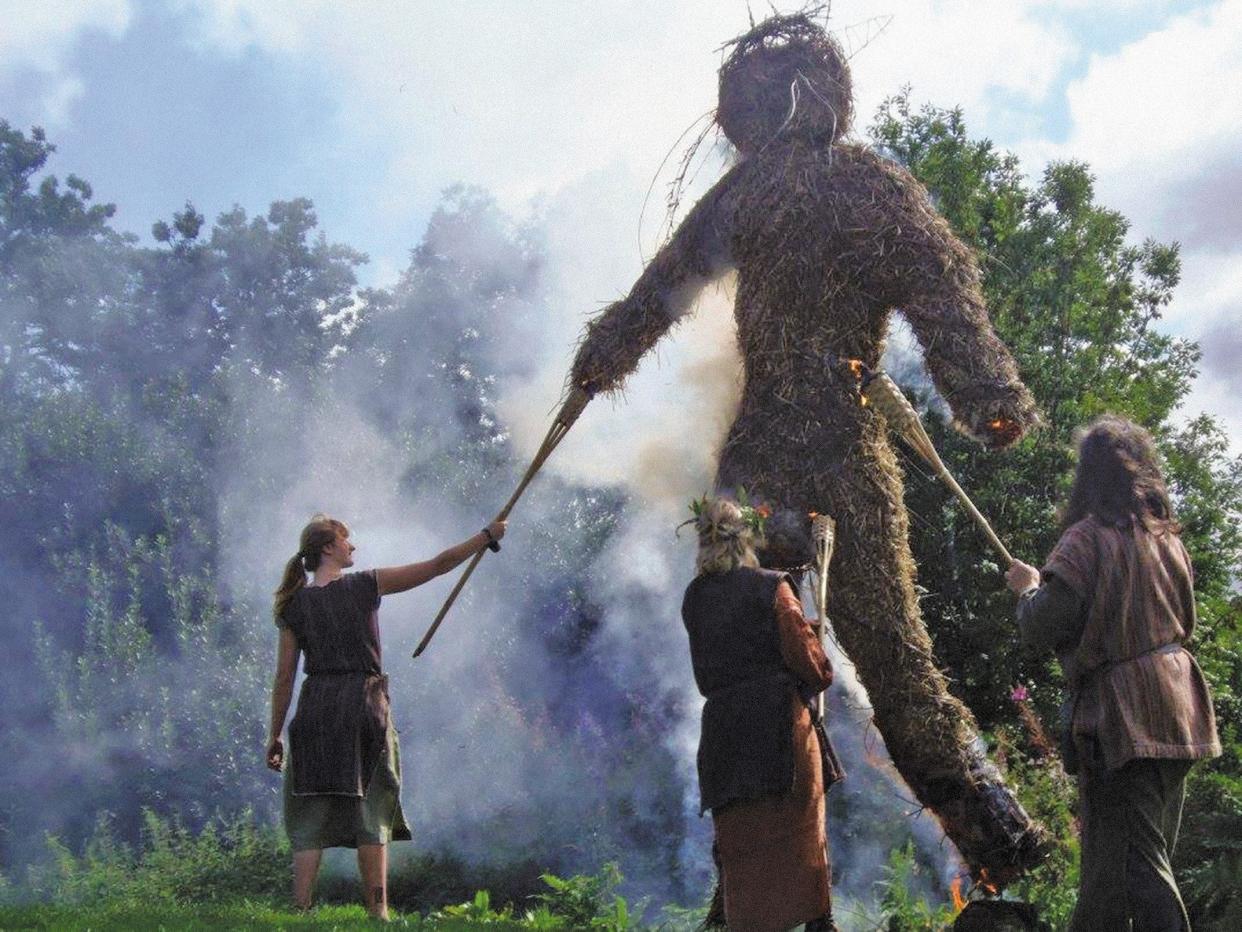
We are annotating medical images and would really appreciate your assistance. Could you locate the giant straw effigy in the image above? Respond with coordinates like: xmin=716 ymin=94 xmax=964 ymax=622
xmin=570 ymin=11 xmax=1046 ymax=883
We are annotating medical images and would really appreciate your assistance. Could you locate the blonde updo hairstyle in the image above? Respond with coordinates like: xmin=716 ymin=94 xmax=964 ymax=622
xmin=273 ymin=513 xmax=349 ymax=622
xmin=694 ymin=498 xmax=761 ymax=575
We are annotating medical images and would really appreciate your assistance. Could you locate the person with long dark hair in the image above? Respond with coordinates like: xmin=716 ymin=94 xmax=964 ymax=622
xmin=682 ymin=498 xmax=839 ymax=932
xmin=1005 ymin=415 xmax=1219 ymax=930
xmin=267 ymin=513 xmax=505 ymax=920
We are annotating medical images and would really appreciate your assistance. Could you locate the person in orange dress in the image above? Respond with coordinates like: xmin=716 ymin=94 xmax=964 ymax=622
xmin=681 ymin=498 xmax=839 ymax=932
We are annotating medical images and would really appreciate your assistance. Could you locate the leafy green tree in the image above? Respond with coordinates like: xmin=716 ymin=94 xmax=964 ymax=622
xmin=345 ymin=185 xmax=543 ymax=503
xmin=0 ymin=123 xmax=378 ymax=870
xmin=0 ymin=121 xmax=132 ymax=395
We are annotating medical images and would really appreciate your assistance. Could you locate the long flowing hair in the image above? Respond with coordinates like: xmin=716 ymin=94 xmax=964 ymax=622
xmin=694 ymin=498 xmax=761 ymax=575
xmin=1061 ymin=415 xmax=1178 ymax=534
xmin=273 ymin=514 xmax=349 ymax=623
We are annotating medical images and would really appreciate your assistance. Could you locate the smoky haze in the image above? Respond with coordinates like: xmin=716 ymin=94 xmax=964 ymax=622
xmin=0 ymin=123 xmax=963 ymax=918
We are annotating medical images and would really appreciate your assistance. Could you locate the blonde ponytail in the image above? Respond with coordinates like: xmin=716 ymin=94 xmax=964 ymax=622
xmin=694 ymin=498 xmax=761 ymax=575
xmin=273 ymin=552 xmax=308 ymax=623
xmin=272 ymin=513 xmax=350 ymax=623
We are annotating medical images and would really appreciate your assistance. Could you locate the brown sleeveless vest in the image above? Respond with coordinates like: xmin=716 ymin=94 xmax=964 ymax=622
xmin=682 ymin=566 xmax=799 ymax=813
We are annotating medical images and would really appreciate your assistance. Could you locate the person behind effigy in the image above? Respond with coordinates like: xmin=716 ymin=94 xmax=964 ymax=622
xmin=1004 ymin=415 xmax=1220 ymax=931
xmin=266 ymin=512 xmax=506 ymax=920
xmin=681 ymin=498 xmax=840 ymax=932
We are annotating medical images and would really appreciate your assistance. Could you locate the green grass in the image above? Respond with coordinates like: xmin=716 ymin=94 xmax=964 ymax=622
xmin=0 ymin=900 xmax=544 ymax=930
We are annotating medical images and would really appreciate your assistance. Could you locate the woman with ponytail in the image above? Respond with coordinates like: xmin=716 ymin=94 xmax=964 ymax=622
xmin=266 ymin=512 xmax=506 ymax=920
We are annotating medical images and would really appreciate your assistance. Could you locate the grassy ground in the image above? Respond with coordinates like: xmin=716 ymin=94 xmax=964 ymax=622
xmin=0 ymin=901 xmax=534 ymax=930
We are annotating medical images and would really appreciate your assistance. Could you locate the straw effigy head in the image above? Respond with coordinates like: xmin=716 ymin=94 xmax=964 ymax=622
xmin=717 ymin=11 xmax=853 ymax=154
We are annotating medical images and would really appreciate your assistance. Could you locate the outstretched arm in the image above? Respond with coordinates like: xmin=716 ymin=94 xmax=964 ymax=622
xmin=570 ymin=169 xmax=738 ymax=394
xmin=376 ymin=520 xmax=507 ymax=595
xmin=879 ymin=163 xmax=1038 ymax=447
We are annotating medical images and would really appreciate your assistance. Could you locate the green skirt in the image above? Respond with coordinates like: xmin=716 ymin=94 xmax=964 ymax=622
xmin=283 ymin=722 xmax=412 ymax=851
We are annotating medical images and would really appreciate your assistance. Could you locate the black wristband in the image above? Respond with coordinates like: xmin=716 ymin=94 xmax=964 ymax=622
xmin=482 ymin=526 xmax=500 ymax=552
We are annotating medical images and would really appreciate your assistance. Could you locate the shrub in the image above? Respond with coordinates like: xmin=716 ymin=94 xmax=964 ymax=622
xmin=25 ymin=808 xmax=287 ymax=906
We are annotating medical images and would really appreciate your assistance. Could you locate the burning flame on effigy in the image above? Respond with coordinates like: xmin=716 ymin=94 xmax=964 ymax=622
xmin=949 ymin=867 xmax=1002 ymax=915
xmin=845 ymin=358 xmax=868 ymax=404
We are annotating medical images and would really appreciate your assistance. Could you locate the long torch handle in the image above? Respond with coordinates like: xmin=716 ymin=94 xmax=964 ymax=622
xmin=412 ymin=548 xmax=487 ymax=658
xmin=925 ymin=448 xmax=1014 ymax=566
xmin=862 ymin=370 xmax=1014 ymax=567
xmin=811 ymin=514 xmax=836 ymax=716
xmin=411 ymin=482 xmax=530 ymax=660
xmin=412 ymin=388 xmax=590 ymax=659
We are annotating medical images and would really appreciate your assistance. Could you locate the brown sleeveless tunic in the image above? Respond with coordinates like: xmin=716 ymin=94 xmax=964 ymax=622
xmin=683 ymin=566 xmax=836 ymax=932
xmin=279 ymin=571 xmax=391 ymax=796
xmin=1039 ymin=517 xmax=1220 ymax=772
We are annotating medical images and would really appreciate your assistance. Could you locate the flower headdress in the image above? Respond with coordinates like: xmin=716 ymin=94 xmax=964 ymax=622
xmin=680 ymin=489 xmax=771 ymax=541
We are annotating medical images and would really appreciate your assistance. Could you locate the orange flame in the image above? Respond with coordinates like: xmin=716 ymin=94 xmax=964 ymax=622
xmin=977 ymin=867 xmax=1000 ymax=896
xmin=950 ymin=876 xmax=968 ymax=914
xmin=846 ymin=358 xmax=864 ymax=378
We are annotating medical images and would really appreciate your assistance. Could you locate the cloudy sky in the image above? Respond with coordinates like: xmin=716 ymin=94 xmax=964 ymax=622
xmin=2 ymin=0 xmax=1238 ymax=451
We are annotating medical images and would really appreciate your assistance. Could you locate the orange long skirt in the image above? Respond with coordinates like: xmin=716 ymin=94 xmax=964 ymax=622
xmin=712 ymin=697 xmax=830 ymax=932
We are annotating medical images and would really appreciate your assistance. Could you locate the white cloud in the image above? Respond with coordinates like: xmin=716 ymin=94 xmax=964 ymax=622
xmin=179 ymin=0 xmax=1083 ymax=217
xmin=1060 ymin=0 xmax=1241 ymax=191
xmin=1026 ymin=0 xmax=1242 ymax=446
xmin=0 ymin=0 xmax=132 ymax=124
xmin=835 ymin=0 xmax=1075 ymax=128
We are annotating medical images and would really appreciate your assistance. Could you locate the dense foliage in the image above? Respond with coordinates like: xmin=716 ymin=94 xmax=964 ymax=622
xmin=1 ymin=91 xmax=1239 ymax=929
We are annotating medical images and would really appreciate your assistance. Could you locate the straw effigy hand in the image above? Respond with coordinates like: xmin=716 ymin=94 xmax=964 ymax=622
xmin=963 ymin=385 xmax=1039 ymax=450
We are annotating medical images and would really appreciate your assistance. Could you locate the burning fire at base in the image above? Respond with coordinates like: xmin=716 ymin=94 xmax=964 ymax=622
xmin=951 ymin=875 xmax=968 ymax=913
xmin=950 ymin=868 xmax=1002 ymax=916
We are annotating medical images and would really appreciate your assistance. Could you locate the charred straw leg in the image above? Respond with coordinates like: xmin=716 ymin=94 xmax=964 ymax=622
xmin=861 ymin=371 xmax=1013 ymax=566
xmin=412 ymin=387 xmax=592 ymax=658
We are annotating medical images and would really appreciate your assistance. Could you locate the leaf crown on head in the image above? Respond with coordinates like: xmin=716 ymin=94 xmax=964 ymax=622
xmin=684 ymin=488 xmax=771 ymax=540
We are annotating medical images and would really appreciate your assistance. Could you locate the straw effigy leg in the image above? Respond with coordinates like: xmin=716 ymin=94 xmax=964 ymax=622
xmin=719 ymin=429 xmax=1044 ymax=884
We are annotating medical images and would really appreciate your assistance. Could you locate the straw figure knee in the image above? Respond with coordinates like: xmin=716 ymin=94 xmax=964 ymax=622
xmin=571 ymin=13 xmax=1045 ymax=882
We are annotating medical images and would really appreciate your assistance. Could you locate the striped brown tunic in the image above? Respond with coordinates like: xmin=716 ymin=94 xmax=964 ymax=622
xmin=1021 ymin=516 xmax=1220 ymax=772
xmin=278 ymin=571 xmax=391 ymax=796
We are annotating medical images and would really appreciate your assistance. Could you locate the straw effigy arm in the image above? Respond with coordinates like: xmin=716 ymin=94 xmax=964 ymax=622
xmin=876 ymin=163 xmax=1038 ymax=449
xmin=570 ymin=170 xmax=738 ymax=395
